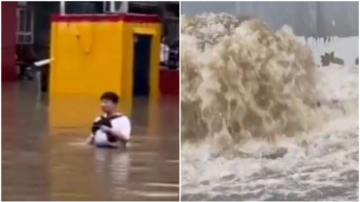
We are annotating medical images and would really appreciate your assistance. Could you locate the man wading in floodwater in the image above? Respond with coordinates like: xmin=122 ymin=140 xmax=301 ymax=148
xmin=85 ymin=92 xmax=131 ymax=148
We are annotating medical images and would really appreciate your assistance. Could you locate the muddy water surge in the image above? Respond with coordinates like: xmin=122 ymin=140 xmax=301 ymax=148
xmin=181 ymin=13 xmax=358 ymax=201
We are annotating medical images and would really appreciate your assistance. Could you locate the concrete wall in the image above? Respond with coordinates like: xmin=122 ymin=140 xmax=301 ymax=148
xmin=181 ymin=1 xmax=359 ymax=38
xmin=181 ymin=1 xmax=359 ymax=66
xmin=298 ymin=36 xmax=359 ymax=66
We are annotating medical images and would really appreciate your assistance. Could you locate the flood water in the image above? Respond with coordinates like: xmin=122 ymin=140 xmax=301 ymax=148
xmin=2 ymin=82 xmax=179 ymax=201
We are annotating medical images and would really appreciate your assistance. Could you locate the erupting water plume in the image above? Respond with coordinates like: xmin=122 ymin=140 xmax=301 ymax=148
xmin=181 ymin=13 xmax=321 ymax=150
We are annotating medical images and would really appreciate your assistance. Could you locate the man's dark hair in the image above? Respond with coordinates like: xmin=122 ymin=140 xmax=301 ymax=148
xmin=100 ymin=91 xmax=119 ymax=104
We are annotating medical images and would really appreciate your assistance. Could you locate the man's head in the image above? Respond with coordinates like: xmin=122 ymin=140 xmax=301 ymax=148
xmin=100 ymin=92 xmax=119 ymax=114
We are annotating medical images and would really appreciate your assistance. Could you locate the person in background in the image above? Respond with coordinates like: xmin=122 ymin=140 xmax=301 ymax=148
xmin=86 ymin=92 xmax=131 ymax=148
xmin=160 ymin=36 xmax=170 ymax=69
xmin=18 ymin=46 xmax=38 ymax=80
xmin=168 ymin=39 xmax=179 ymax=70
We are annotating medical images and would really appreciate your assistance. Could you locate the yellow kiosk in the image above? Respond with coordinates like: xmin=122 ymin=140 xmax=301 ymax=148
xmin=50 ymin=14 xmax=161 ymax=100
xmin=49 ymin=14 xmax=161 ymax=128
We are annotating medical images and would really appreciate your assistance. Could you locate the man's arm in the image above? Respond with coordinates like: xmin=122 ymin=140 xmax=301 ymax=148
xmin=85 ymin=134 xmax=94 ymax=145
xmin=110 ymin=129 xmax=129 ymax=141
xmin=100 ymin=117 xmax=130 ymax=141
xmin=87 ymin=116 xmax=101 ymax=145
xmin=100 ymin=126 xmax=129 ymax=141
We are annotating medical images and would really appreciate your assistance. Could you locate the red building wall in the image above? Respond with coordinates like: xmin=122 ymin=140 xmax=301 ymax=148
xmin=2 ymin=2 xmax=17 ymax=81
xmin=159 ymin=70 xmax=179 ymax=96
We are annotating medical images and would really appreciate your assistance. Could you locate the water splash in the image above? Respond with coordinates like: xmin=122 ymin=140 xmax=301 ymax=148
xmin=181 ymin=13 xmax=321 ymax=151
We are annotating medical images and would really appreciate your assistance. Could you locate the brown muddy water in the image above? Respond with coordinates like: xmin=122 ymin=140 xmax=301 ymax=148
xmin=2 ymin=82 xmax=179 ymax=201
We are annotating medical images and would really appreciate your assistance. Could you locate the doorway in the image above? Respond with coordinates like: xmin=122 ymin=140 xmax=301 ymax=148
xmin=133 ymin=34 xmax=152 ymax=96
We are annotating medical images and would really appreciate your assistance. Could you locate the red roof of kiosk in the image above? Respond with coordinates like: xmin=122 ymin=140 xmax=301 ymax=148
xmin=52 ymin=13 xmax=160 ymax=23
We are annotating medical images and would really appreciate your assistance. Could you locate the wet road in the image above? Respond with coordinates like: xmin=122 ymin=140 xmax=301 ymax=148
xmin=2 ymin=82 xmax=179 ymax=201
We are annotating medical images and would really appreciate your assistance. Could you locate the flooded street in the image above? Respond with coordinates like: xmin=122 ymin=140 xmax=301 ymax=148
xmin=2 ymin=82 xmax=179 ymax=201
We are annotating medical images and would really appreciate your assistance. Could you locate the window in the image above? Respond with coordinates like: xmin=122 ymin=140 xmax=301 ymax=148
xmin=103 ymin=1 xmax=122 ymax=13
xmin=16 ymin=8 xmax=34 ymax=44
xmin=18 ymin=2 xmax=26 ymax=6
